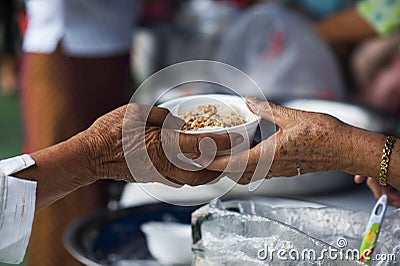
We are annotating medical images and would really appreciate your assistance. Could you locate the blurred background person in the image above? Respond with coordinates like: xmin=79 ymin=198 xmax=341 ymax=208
xmin=316 ymin=0 xmax=400 ymax=96
xmin=20 ymin=0 xmax=138 ymax=265
xmin=352 ymin=34 xmax=400 ymax=116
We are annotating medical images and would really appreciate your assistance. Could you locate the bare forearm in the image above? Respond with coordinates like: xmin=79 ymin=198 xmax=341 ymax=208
xmin=316 ymin=8 xmax=376 ymax=46
xmin=340 ymin=125 xmax=400 ymax=189
xmin=13 ymin=134 xmax=95 ymax=210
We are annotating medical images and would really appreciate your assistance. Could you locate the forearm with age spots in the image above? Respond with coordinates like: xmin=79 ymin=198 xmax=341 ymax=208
xmin=341 ymin=126 xmax=400 ymax=190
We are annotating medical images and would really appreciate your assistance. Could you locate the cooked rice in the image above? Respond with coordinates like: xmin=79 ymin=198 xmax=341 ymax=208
xmin=179 ymin=104 xmax=247 ymax=131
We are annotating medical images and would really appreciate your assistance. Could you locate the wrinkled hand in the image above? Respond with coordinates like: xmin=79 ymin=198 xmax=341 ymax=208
xmin=355 ymin=175 xmax=400 ymax=207
xmin=207 ymin=97 xmax=351 ymax=184
xmin=79 ymin=103 xmax=238 ymax=186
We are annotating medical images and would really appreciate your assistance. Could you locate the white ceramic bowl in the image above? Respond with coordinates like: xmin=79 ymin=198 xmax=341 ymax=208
xmin=140 ymin=222 xmax=192 ymax=265
xmin=158 ymin=94 xmax=261 ymax=155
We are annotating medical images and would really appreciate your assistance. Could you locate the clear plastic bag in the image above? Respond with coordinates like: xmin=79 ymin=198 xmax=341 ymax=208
xmin=193 ymin=200 xmax=400 ymax=265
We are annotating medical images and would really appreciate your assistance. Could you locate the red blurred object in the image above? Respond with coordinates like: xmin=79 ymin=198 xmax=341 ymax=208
xmin=15 ymin=7 xmax=28 ymax=36
xmin=262 ymin=32 xmax=286 ymax=61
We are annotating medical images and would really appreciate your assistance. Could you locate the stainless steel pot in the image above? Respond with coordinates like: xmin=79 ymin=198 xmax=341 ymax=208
xmin=64 ymin=203 xmax=197 ymax=265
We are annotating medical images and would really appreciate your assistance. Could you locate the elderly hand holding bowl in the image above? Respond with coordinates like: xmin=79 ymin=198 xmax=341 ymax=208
xmin=14 ymin=103 xmax=241 ymax=210
xmin=206 ymin=97 xmax=400 ymax=205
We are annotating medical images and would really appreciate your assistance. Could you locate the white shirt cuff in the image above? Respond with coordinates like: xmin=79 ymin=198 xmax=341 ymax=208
xmin=0 ymin=154 xmax=36 ymax=264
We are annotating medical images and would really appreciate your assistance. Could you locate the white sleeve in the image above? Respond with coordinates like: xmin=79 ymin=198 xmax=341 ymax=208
xmin=0 ymin=155 xmax=36 ymax=264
